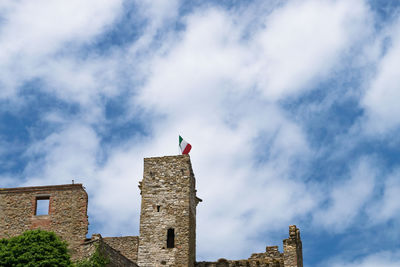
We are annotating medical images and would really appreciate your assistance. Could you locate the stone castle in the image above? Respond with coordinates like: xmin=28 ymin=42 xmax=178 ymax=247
xmin=0 ymin=155 xmax=303 ymax=267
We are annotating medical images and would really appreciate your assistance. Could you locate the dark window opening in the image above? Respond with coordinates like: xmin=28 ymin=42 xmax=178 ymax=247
xmin=157 ymin=205 xmax=161 ymax=212
xmin=35 ymin=196 xmax=50 ymax=216
xmin=167 ymin=228 xmax=175 ymax=248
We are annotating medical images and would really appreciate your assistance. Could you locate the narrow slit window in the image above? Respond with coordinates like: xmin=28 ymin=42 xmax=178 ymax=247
xmin=167 ymin=228 xmax=175 ymax=248
xmin=157 ymin=205 xmax=161 ymax=212
xmin=35 ymin=197 xmax=50 ymax=215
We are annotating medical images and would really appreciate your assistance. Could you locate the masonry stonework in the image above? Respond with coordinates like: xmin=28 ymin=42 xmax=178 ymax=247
xmin=103 ymin=236 xmax=139 ymax=263
xmin=0 ymin=184 xmax=88 ymax=258
xmin=137 ymin=155 xmax=201 ymax=267
xmin=78 ymin=234 xmax=138 ymax=267
xmin=195 ymin=226 xmax=302 ymax=267
xmin=0 ymin=155 xmax=303 ymax=267
xmin=283 ymin=225 xmax=303 ymax=267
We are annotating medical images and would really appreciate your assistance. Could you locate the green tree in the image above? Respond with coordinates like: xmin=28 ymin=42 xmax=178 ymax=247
xmin=0 ymin=229 xmax=72 ymax=267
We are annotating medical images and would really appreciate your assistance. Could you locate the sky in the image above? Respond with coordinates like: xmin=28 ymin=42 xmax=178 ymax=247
xmin=0 ymin=0 xmax=400 ymax=266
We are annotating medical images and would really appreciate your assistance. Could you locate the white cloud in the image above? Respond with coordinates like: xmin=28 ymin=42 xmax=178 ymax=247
xmin=367 ymin=170 xmax=400 ymax=224
xmin=37 ymin=54 xmax=122 ymax=123
xmin=0 ymin=0 xmax=123 ymax=99
xmin=0 ymin=0 xmax=122 ymax=56
xmin=136 ymin=8 xmax=250 ymax=115
xmin=313 ymin=158 xmax=376 ymax=232
xmin=138 ymin=0 xmax=372 ymax=109
xmin=127 ymin=0 xmax=181 ymax=59
xmin=135 ymin=0 xmax=180 ymax=26
xmin=361 ymin=17 xmax=400 ymax=133
xmin=23 ymin=123 xmax=99 ymax=186
xmin=253 ymin=0 xmax=371 ymax=100
xmin=329 ymin=251 xmax=400 ymax=267
xmin=88 ymin=145 xmax=145 ymax=236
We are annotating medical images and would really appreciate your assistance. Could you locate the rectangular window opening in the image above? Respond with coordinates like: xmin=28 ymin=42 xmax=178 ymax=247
xmin=157 ymin=205 xmax=161 ymax=212
xmin=167 ymin=228 xmax=175 ymax=248
xmin=35 ymin=196 xmax=50 ymax=216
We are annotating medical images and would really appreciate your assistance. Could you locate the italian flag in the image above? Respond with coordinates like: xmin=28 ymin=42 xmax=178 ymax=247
xmin=179 ymin=135 xmax=192 ymax=154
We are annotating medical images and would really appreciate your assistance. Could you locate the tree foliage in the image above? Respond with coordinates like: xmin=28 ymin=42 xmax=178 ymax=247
xmin=0 ymin=229 xmax=72 ymax=267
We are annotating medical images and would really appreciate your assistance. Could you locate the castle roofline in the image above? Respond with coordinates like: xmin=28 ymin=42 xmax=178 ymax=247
xmin=0 ymin=183 xmax=85 ymax=194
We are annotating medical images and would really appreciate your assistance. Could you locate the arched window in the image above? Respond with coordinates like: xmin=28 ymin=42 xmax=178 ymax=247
xmin=167 ymin=228 xmax=175 ymax=248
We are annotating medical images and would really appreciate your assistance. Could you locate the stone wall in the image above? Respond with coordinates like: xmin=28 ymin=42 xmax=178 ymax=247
xmin=196 ymin=259 xmax=282 ymax=267
xmin=103 ymin=236 xmax=139 ymax=263
xmin=196 ymin=226 xmax=302 ymax=267
xmin=79 ymin=234 xmax=138 ymax=267
xmin=0 ymin=184 xmax=88 ymax=258
xmin=137 ymin=155 xmax=201 ymax=267
xmin=283 ymin=225 xmax=302 ymax=267
xmin=195 ymin=246 xmax=283 ymax=267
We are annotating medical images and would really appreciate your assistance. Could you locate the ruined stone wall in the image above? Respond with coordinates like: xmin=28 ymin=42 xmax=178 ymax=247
xmin=196 ymin=226 xmax=302 ymax=267
xmin=0 ymin=184 xmax=88 ymax=257
xmin=196 ymin=246 xmax=283 ymax=267
xmin=137 ymin=155 xmax=200 ymax=267
xmin=100 ymin=241 xmax=138 ymax=267
xmin=196 ymin=260 xmax=282 ymax=267
xmin=283 ymin=225 xmax=302 ymax=267
xmin=79 ymin=234 xmax=138 ymax=267
xmin=103 ymin=236 xmax=139 ymax=263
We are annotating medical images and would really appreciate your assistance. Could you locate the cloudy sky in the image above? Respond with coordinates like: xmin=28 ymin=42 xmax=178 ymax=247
xmin=1 ymin=0 xmax=400 ymax=266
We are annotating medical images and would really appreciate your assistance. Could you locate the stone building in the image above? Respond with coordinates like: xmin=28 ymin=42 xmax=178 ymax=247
xmin=0 ymin=183 xmax=88 ymax=258
xmin=0 ymin=155 xmax=303 ymax=267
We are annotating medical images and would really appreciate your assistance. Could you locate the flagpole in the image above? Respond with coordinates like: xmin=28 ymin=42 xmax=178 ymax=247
xmin=178 ymin=135 xmax=181 ymax=155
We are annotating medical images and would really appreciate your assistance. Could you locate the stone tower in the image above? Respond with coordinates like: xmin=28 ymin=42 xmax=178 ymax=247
xmin=137 ymin=155 xmax=201 ymax=267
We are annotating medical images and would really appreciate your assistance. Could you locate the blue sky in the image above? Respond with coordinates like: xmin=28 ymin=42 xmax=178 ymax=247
xmin=1 ymin=0 xmax=400 ymax=266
